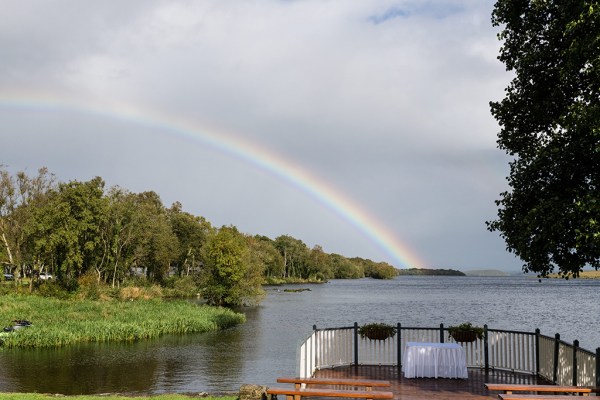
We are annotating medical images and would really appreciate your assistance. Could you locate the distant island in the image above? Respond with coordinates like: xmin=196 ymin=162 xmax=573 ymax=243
xmin=396 ymin=268 xmax=465 ymax=276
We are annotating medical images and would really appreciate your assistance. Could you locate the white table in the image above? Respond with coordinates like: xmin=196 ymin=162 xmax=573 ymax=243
xmin=403 ymin=342 xmax=468 ymax=379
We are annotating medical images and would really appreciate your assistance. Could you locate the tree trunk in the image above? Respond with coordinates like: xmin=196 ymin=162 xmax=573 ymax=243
xmin=1 ymin=232 xmax=14 ymax=266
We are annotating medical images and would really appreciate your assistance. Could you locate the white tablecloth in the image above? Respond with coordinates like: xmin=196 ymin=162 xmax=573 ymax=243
xmin=403 ymin=342 xmax=468 ymax=379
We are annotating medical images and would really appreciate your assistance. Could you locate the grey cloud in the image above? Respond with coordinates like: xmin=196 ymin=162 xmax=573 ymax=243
xmin=0 ymin=0 xmax=522 ymax=271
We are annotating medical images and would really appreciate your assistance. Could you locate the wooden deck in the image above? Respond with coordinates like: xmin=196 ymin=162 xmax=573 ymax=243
xmin=312 ymin=366 xmax=551 ymax=399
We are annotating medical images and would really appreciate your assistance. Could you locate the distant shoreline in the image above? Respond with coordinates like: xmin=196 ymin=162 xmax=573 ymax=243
xmin=548 ymin=270 xmax=600 ymax=279
xmin=396 ymin=268 xmax=464 ymax=276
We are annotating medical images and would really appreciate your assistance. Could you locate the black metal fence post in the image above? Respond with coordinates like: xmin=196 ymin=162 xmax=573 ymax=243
xmin=397 ymin=323 xmax=402 ymax=372
xmin=440 ymin=323 xmax=444 ymax=343
xmin=353 ymin=322 xmax=359 ymax=368
xmin=572 ymin=340 xmax=579 ymax=386
xmin=596 ymin=348 xmax=600 ymax=388
xmin=484 ymin=324 xmax=489 ymax=374
xmin=553 ymin=333 xmax=560 ymax=384
xmin=535 ymin=329 xmax=540 ymax=377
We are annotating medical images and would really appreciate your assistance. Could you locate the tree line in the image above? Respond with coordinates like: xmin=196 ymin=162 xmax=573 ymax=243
xmin=0 ymin=166 xmax=398 ymax=305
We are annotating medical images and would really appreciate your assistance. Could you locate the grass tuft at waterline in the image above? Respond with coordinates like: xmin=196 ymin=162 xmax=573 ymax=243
xmin=0 ymin=295 xmax=245 ymax=348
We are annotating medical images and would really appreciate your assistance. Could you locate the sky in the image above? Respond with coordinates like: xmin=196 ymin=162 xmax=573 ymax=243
xmin=0 ymin=0 xmax=523 ymax=273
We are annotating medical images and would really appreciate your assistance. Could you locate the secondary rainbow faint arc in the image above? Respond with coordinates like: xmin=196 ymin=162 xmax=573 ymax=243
xmin=0 ymin=91 xmax=427 ymax=268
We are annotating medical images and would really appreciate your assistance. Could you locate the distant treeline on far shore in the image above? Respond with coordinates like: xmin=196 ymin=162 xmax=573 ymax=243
xmin=396 ymin=268 xmax=465 ymax=276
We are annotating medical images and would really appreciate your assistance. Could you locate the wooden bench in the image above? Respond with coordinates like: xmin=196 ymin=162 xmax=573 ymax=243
xmin=266 ymin=387 xmax=394 ymax=400
xmin=268 ymin=377 xmax=393 ymax=400
xmin=276 ymin=377 xmax=392 ymax=390
xmin=485 ymin=383 xmax=595 ymax=396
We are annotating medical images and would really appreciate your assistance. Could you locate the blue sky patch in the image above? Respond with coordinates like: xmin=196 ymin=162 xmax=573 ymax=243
xmin=369 ymin=2 xmax=465 ymax=24
xmin=368 ymin=6 xmax=409 ymax=24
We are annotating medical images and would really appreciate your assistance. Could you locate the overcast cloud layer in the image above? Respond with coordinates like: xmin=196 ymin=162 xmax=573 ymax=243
xmin=0 ymin=0 xmax=522 ymax=272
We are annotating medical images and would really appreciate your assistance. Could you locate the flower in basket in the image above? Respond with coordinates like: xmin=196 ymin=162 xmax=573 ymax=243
xmin=447 ymin=322 xmax=485 ymax=343
xmin=358 ymin=322 xmax=397 ymax=341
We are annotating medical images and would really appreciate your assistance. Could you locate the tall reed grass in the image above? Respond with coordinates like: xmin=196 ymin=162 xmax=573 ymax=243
xmin=0 ymin=295 xmax=245 ymax=348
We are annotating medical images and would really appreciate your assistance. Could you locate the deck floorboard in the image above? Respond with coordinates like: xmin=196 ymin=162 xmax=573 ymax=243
xmin=310 ymin=366 xmax=550 ymax=399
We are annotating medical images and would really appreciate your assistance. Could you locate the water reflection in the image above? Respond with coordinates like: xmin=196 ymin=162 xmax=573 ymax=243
xmin=0 ymin=341 xmax=159 ymax=394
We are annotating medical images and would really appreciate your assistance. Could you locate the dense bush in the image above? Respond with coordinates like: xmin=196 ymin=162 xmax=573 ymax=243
xmin=163 ymin=276 xmax=199 ymax=298
xmin=35 ymin=281 xmax=71 ymax=299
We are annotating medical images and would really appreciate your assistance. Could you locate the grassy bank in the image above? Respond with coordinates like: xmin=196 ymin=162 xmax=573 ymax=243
xmin=550 ymin=270 xmax=600 ymax=279
xmin=0 ymin=295 xmax=245 ymax=348
xmin=263 ymin=276 xmax=326 ymax=285
xmin=0 ymin=395 xmax=237 ymax=400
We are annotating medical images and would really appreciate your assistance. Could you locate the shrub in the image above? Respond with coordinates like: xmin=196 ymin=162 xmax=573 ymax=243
xmin=163 ymin=276 xmax=199 ymax=298
xmin=77 ymin=271 xmax=112 ymax=300
xmin=119 ymin=285 xmax=163 ymax=300
xmin=35 ymin=281 xmax=71 ymax=299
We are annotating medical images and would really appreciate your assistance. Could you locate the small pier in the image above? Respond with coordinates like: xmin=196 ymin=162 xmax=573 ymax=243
xmin=314 ymin=365 xmax=546 ymax=399
xmin=293 ymin=323 xmax=599 ymax=398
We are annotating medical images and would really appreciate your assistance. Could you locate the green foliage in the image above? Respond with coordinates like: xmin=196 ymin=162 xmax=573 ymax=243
xmin=0 ymin=167 xmax=56 ymax=293
xmin=34 ymin=281 xmax=71 ymax=299
xmin=0 ymin=283 xmax=12 ymax=296
xmin=0 ymin=294 xmax=245 ymax=348
xmin=101 ymin=187 xmax=142 ymax=288
xmin=447 ymin=322 xmax=485 ymax=340
xmin=201 ymin=226 xmax=264 ymax=307
xmin=76 ymin=270 xmax=110 ymax=300
xmin=306 ymin=245 xmax=334 ymax=281
xmin=163 ymin=276 xmax=200 ymax=298
xmin=358 ymin=322 xmax=397 ymax=340
xmin=1 ymin=166 xmax=406 ymax=302
xmin=488 ymin=1 xmax=600 ymax=277
xmin=168 ymin=202 xmax=212 ymax=277
xmin=331 ymin=254 xmax=363 ymax=278
xmin=254 ymin=235 xmax=285 ymax=278
xmin=356 ymin=258 xmax=397 ymax=279
xmin=132 ymin=191 xmax=178 ymax=283
xmin=274 ymin=235 xmax=310 ymax=278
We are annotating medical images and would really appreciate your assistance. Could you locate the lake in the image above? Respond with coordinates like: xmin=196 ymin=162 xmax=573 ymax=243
xmin=0 ymin=276 xmax=599 ymax=395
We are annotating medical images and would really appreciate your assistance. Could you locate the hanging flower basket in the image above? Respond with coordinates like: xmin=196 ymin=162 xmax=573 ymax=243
xmin=448 ymin=322 xmax=484 ymax=343
xmin=450 ymin=330 xmax=478 ymax=343
xmin=358 ymin=323 xmax=397 ymax=341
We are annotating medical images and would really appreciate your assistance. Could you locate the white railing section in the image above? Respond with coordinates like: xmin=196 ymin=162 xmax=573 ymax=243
xmin=447 ymin=335 xmax=485 ymax=368
xmin=298 ymin=324 xmax=599 ymax=388
xmin=556 ymin=341 xmax=574 ymax=386
xmin=357 ymin=336 xmax=397 ymax=366
xmin=538 ymin=334 xmax=555 ymax=381
xmin=487 ymin=330 xmax=536 ymax=373
xmin=297 ymin=328 xmax=354 ymax=378
xmin=577 ymin=348 xmax=596 ymax=387
xmin=400 ymin=328 xmax=440 ymax=344
xmin=297 ymin=331 xmax=317 ymax=378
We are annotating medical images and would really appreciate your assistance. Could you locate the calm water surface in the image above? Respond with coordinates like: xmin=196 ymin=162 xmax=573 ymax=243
xmin=0 ymin=276 xmax=599 ymax=395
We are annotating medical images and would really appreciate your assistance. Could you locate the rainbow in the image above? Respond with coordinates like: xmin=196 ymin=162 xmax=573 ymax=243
xmin=0 ymin=90 xmax=427 ymax=268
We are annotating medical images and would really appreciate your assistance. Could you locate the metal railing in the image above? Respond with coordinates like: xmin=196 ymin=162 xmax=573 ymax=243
xmin=297 ymin=322 xmax=600 ymax=387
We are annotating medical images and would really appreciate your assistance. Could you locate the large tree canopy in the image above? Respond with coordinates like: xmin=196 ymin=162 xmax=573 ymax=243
xmin=488 ymin=1 xmax=600 ymax=277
